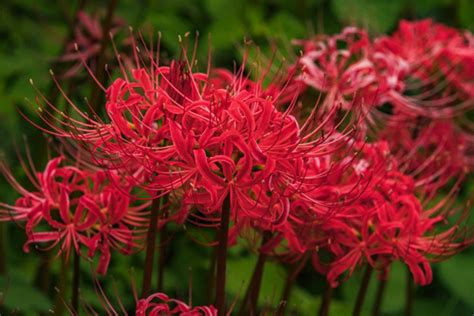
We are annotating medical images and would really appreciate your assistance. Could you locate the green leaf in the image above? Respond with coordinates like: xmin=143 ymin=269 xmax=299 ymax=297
xmin=147 ymin=13 xmax=193 ymax=54
xmin=0 ymin=275 xmax=52 ymax=313
xmin=205 ymin=0 xmax=243 ymax=20
xmin=268 ymin=12 xmax=307 ymax=40
xmin=439 ymin=253 xmax=474 ymax=307
xmin=208 ymin=17 xmax=246 ymax=51
xmin=331 ymin=0 xmax=404 ymax=34
xmin=458 ymin=0 xmax=474 ymax=31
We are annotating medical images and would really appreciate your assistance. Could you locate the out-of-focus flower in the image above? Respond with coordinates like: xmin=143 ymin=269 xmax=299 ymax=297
xmin=58 ymin=11 xmax=128 ymax=79
xmin=374 ymin=19 xmax=474 ymax=118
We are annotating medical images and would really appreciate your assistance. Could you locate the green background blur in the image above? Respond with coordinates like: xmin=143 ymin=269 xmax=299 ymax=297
xmin=0 ymin=0 xmax=473 ymax=314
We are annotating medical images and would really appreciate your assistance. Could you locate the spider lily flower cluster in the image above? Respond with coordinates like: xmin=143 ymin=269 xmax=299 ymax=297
xmin=0 ymin=18 xmax=473 ymax=315
xmin=136 ymin=293 xmax=217 ymax=316
xmin=0 ymin=156 xmax=149 ymax=275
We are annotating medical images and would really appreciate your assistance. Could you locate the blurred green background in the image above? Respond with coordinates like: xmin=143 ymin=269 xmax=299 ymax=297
xmin=0 ymin=0 xmax=473 ymax=314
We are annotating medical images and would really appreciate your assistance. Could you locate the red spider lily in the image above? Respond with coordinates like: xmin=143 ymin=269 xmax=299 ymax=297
xmin=304 ymin=142 xmax=472 ymax=287
xmin=290 ymin=20 xmax=474 ymax=131
xmin=380 ymin=120 xmax=468 ymax=193
xmin=8 ymin=20 xmax=474 ymax=316
xmin=287 ymin=21 xmax=474 ymax=183
xmin=0 ymin=156 xmax=148 ymax=274
xmin=261 ymin=139 xmax=470 ymax=287
xmin=59 ymin=10 xmax=128 ymax=79
xmin=374 ymin=19 xmax=474 ymax=119
xmin=36 ymin=42 xmax=355 ymax=240
xmin=292 ymin=27 xmax=377 ymax=114
xmin=136 ymin=293 xmax=217 ymax=316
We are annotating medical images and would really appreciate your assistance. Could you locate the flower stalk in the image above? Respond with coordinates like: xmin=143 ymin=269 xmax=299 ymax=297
xmin=404 ymin=269 xmax=414 ymax=316
xmin=142 ymin=197 xmax=161 ymax=297
xmin=372 ymin=278 xmax=387 ymax=316
xmin=319 ymin=281 xmax=334 ymax=316
xmin=156 ymin=196 xmax=169 ymax=292
xmin=54 ymin=254 xmax=68 ymax=316
xmin=238 ymin=232 xmax=272 ymax=316
xmin=277 ymin=254 xmax=310 ymax=316
xmin=89 ymin=0 xmax=118 ymax=113
xmin=72 ymin=250 xmax=80 ymax=313
xmin=352 ymin=265 xmax=373 ymax=316
xmin=214 ymin=194 xmax=231 ymax=316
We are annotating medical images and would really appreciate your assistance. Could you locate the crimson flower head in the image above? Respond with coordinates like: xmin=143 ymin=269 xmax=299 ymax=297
xmin=374 ymin=19 xmax=474 ymax=118
xmin=380 ymin=120 xmax=469 ymax=192
xmin=59 ymin=10 xmax=127 ymax=79
xmin=39 ymin=41 xmax=355 ymax=240
xmin=136 ymin=293 xmax=217 ymax=316
xmin=0 ymin=156 xmax=148 ymax=274
xmin=288 ymin=20 xmax=474 ymax=138
xmin=306 ymin=141 xmax=472 ymax=287
xmin=293 ymin=27 xmax=375 ymax=113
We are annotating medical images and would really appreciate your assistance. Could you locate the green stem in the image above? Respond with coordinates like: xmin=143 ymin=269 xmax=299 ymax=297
xmin=214 ymin=195 xmax=231 ymax=316
xmin=318 ymin=281 xmax=333 ymax=316
xmin=156 ymin=211 xmax=168 ymax=293
xmin=141 ymin=197 xmax=161 ymax=297
xmin=277 ymin=254 xmax=310 ymax=316
xmin=208 ymin=245 xmax=217 ymax=303
xmin=89 ymin=0 xmax=118 ymax=113
xmin=72 ymin=251 xmax=80 ymax=314
xmin=238 ymin=233 xmax=272 ymax=316
xmin=35 ymin=251 xmax=52 ymax=300
xmin=54 ymin=255 xmax=68 ymax=316
xmin=404 ymin=269 xmax=414 ymax=316
xmin=352 ymin=265 xmax=373 ymax=316
xmin=372 ymin=278 xmax=387 ymax=316
xmin=0 ymin=224 xmax=6 ymax=275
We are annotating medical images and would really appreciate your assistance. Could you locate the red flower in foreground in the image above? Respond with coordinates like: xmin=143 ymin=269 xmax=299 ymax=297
xmin=39 ymin=52 xmax=353 ymax=239
xmin=136 ymin=293 xmax=217 ymax=316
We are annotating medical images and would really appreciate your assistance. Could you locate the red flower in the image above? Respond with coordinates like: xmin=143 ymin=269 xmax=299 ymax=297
xmin=375 ymin=19 xmax=474 ymax=118
xmin=136 ymin=293 xmax=217 ymax=316
xmin=0 ymin=156 xmax=148 ymax=274
xmin=306 ymin=142 xmax=471 ymax=287
xmin=59 ymin=11 xmax=128 ymax=78
xmin=294 ymin=27 xmax=375 ymax=113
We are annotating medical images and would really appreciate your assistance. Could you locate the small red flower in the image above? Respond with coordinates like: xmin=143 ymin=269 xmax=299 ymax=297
xmin=136 ymin=293 xmax=217 ymax=316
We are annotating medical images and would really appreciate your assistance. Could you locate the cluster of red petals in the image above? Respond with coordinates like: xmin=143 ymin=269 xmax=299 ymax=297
xmin=292 ymin=19 xmax=474 ymax=163
xmin=380 ymin=120 xmax=468 ymax=193
xmin=59 ymin=11 xmax=128 ymax=78
xmin=292 ymin=20 xmax=474 ymax=174
xmin=136 ymin=293 xmax=217 ymax=316
xmin=288 ymin=19 xmax=474 ymax=245
xmin=277 ymin=141 xmax=469 ymax=287
xmin=22 ymin=19 xmax=473 ymax=290
xmin=294 ymin=19 xmax=474 ymax=118
xmin=51 ymin=60 xmax=351 ymax=238
xmin=0 ymin=157 xmax=148 ymax=274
